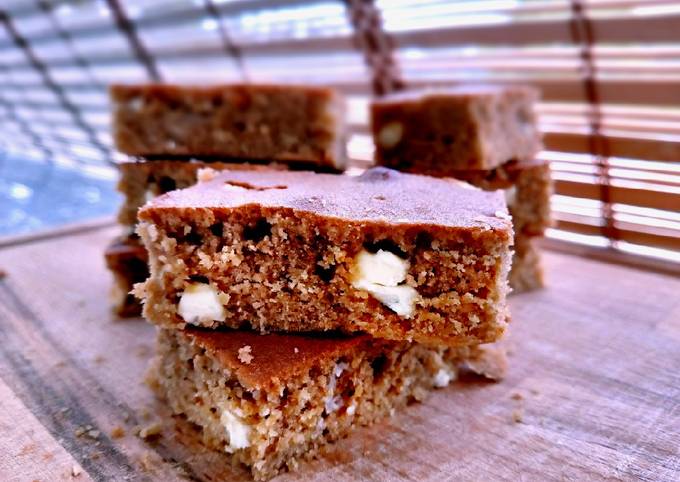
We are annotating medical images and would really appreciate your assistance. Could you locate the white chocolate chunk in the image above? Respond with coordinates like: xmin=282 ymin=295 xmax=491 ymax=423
xmin=433 ymin=368 xmax=457 ymax=388
xmin=351 ymin=249 xmax=417 ymax=317
xmin=354 ymin=282 xmax=418 ymax=318
xmin=197 ymin=167 xmax=219 ymax=183
xmin=126 ymin=97 xmax=143 ymax=112
xmin=220 ymin=409 xmax=251 ymax=452
xmin=377 ymin=122 xmax=403 ymax=148
xmin=504 ymin=185 xmax=517 ymax=207
xmin=144 ymin=189 xmax=154 ymax=204
xmin=324 ymin=362 xmax=348 ymax=414
xmin=354 ymin=249 xmax=408 ymax=287
xmin=178 ymin=283 xmax=226 ymax=324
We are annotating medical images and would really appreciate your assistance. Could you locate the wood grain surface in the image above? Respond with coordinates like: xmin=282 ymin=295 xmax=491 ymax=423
xmin=0 ymin=226 xmax=678 ymax=481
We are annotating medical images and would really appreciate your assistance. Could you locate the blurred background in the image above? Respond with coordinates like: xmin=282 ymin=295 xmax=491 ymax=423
xmin=0 ymin=0 xmax=678 ymax=268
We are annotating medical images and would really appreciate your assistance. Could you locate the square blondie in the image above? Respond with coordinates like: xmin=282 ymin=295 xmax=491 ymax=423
xmin=136 ymin=167 xmax=513 ymax=346
xmin=371 ymin=85 xmax=541 ymax=173
xmin=111 ymin=84 xmax=346 ymax=170
xmin=150 ymin=327 xmax=506 ymax=480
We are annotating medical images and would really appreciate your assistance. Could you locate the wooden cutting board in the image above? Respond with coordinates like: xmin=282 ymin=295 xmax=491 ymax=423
xmin=0 ymin=225 xmax=678 ymax=481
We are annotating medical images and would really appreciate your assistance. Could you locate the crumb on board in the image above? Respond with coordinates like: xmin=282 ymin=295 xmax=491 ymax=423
xmin=138 ymin=422 xmax=162 ymax=440
xmin=512 ymin=409 xmax=524 ymax=424
xmin=0 ymin=268 xmax=7 ymax=279
xmin=111 ymin=426 xmax=126 ymax=439
xmin=74 ymin=425 xmax=100 ymax=440
xmin=18 ymin=443 xmax=36 ymax=456
xmin=238 ymin=345 xmax=253 ymax=364
xmin=138 ymin=450 xmax=163 ymax=473
xmin=94 ymin=355 xmax=106 ymax=364
xmin=71 ymin=464 xmax=82 ymax=477
xmin=511 ymin=392 xmax=523 ymax=401
xmin=136 ymin=344 xmax=151 ymax=358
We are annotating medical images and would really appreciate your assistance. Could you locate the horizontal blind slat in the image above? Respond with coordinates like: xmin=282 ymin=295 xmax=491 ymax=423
xmin=554 ymin=219 xmax=680 ymax=251
xmin=554 ymin=178 xmax=680 ymax=212
xmin=545 ymin=132 xmax=680 ymax=162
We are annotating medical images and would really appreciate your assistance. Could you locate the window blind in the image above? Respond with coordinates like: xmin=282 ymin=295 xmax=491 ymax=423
xmin=0 ymin=0 xmax=678 ymax=270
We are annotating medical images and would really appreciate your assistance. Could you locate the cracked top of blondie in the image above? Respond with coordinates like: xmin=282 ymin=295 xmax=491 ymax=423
xmin=139 ymin=167 xmax=512 ymax=233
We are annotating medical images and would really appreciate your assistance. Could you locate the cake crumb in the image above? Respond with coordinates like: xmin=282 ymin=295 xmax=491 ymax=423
xmin=0 ymin=268 xmax=7 ymax=279
xmin=111 ymin=426 xmax=125 ymax=439
xmin=238 ymin=345 xmax=253 ymax=364
xmin=511 ymin=392 xmax=523 ymax=401
xmin=197 ymin=167 xmax=218 ymax=182
xmin=71 ymin=464 xmax=82 ymax=477
xmin=74 ymin=424 xmax=100 ymax=440
xmin=136 ymin=344 xmax=151 ymax=358
xmin=512 ymin=409 xmax=524 ymax=424
xmin=138 ymin=450 xmax=160 ymax=472
xmin=94 ymin=355 xmax=106 ymax=364
xmin=139 ymin=422 xmax=162 ymax=440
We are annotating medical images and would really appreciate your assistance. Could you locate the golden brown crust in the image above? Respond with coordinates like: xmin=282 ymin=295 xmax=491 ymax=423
xmin=185 ymin=328 xmax=382 ymax=390
xmin=140 ymin=167 xmax=512 ymax=233
xmin=110 ymin=83 xmax=338 ymax=103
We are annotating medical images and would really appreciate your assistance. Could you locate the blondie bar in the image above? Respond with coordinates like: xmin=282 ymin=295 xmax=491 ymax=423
xmin=509 ymin=234 xmax=545 ymax=293
xmin=111 ymin=84 xmax=346 ymax=170
xmin=453 ymin=160 xmax=552 ymax=236
xmin=371 ymin=85 xmax=541 ymax=173
xmin=150 ymin=327 xmax=505 ymax=480
xmin=105 ymin=234 xmax=148 ymax=317
xmin=117 ymin=159 xmax=285 ymax=227
xmin=136 ymin=167 xmax=513 ymax=346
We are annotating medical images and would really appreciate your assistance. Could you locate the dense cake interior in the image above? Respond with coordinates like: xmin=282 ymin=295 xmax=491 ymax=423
xmin=152 ymin=328 xmax=491 ymax=480
xmin=138 ymin=206 xmax=510 ymax=345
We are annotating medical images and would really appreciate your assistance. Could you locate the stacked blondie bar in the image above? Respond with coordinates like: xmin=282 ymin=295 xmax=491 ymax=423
xmin=107 ymin=84 xmax=514 ymax=480
xmin=371 ymin=86 xmax=552 ymax=292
